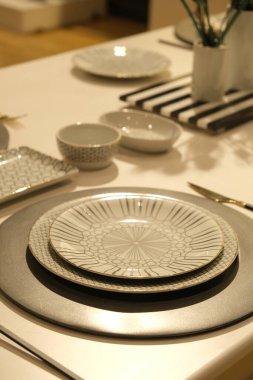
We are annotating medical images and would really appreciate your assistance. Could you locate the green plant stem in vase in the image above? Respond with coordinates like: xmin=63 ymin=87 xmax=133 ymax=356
xmin=179 ymin=0 xmax=248 ymax=47
xmin=231 ymin=0 xmax=253 ymax=10
xmin=179 ymin=0 xmax=248 ymax=101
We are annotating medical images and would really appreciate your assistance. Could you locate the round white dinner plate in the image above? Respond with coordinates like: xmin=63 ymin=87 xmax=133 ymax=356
xmin=28 ymin=192 xmax=238 ymax=293
xmin=49 ymin=194 xmax=223 ymax=279
xmin=72 ymin=45 xmax=170 ymax=79
xmin=101 ymin=109 xmax=181 ymax=153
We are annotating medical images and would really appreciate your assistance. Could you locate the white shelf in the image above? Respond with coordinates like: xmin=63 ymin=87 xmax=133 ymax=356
xmin=0 ymin=0 xmax=106 ymax=32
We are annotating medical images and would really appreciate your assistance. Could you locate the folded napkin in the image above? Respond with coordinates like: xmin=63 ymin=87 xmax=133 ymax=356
xmin=120 ymin=76 xmax=253 ymax=134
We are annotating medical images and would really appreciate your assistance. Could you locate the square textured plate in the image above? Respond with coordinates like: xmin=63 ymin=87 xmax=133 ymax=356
xmin=0 ymin=146 xmax=78 ymax=204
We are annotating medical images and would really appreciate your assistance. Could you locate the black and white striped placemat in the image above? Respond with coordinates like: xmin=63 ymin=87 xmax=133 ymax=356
xmin=119 ymin=75 xmax=253 ymax=133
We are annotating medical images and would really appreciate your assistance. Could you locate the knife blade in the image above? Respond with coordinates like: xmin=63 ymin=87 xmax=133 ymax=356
xmin=188 ymin=182 xmax=253 ymax=212
xmin=158 ymin=38 xmax=192 ymax=50
xmin=0 ymin=123 xmax=9 ymax=151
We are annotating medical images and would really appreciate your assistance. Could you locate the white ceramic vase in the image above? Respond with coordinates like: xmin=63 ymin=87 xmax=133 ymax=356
xmin=192 ymin=41 xmax=228 ymax=102
xmin=226 ymin=10 xmax=253 ymax=90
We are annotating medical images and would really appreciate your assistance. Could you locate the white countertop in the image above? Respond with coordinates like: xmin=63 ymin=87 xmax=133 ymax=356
xmin=0 ymin=26 xmax=253 ymax=380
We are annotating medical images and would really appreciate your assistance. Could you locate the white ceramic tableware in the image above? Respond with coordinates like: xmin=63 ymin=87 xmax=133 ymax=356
xmin=101 ymin=109 xmax=181 ymax=153
xmin=0 ymin=146 xmax=78 ymax=204
xmin=29 ymin=192 xmax=238 ymax=293
xmin=50 ymin=194 xmax=223 ymax=279
xmin=72 ymin=45 xmax=170 ymax=79
xmin=56 ymin=123 xmax=121 ymax=170
xmin=192 ymin=41 xmax=228 ymax=102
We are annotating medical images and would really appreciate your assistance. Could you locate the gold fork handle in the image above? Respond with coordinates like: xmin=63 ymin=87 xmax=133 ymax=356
xmin=244 ymin=203 xmax=253 ymax=212
xmin=0 ymin=113 xmax=27 ymax=122
xmin=229 ymin=199 xmax=253 ymax=212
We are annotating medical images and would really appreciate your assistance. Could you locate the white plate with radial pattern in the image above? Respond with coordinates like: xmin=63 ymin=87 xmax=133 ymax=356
xmin=28 ymin=193 xmax=238 ymax=293
xmin=49 ymin=194 xmax=223 ymax=279
xmin=72 ymin=45 xmax=170 ymax=79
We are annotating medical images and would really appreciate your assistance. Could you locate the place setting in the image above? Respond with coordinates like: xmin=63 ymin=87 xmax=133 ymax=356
xmin=0 ymin=182 xmax=252 ymax=338
xmin=1 ymin=2 xmax=253 ymax=379
xmin=1 ymin=2 xmax=253 ymax=341
xmin=0 ymin=83 xmax=252 ymax=339
xmin=0 ymin=0 xmax=252 ymax=348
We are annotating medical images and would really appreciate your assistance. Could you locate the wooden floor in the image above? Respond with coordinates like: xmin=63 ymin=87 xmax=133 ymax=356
xmin=0 ymin=16 xmax=146 ymax=68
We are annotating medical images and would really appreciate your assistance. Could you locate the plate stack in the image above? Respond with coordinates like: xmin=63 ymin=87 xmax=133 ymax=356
xmin=1 ymin=187 xmax=252 ymax=337
xmin=29 ymin=192 xmax=238 ymax=294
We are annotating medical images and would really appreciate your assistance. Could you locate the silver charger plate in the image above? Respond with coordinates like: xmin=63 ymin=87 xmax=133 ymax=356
xmin=0 ymin=188 xmax=252 ymax=338
xmin=72 ymin=45 xmax=170 ymax=79
xmin=0 ymin=146 xmax=78 ymax=204
xmin=49 ymin=194 xmax=224 ymax=279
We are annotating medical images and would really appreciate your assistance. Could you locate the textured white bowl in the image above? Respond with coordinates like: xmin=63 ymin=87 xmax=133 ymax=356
xmin=57 ymin=123 xmax=121 ymax=170
xmin=101 ymin=110 xmax=181 ymax=153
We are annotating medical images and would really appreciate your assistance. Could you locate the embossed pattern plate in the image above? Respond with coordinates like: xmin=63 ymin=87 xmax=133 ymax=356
xmin=72 ymin=45 xmax=170 ymax=79
xmin=0 ymin=146 xmax=78 ymax=204
xmin=49 ymin=194 xmax=224 ymax=279
xmin=29 ymin=193 xmax=238 ymax=293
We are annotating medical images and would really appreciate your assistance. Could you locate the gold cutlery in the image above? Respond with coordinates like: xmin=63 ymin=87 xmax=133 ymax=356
xmin=0 ymin=113 xmax=27 ymax=122
xmin=188 ymin=182 xmax=253 ymax=212
xmin=158 ymin=38 xmax=192 ymax=50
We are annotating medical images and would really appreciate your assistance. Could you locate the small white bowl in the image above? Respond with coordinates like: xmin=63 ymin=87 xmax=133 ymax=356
xmin=101 ymin=109 xmax=181 ymax=153
xmin=57 ymin=123 xmax=121 ymax=170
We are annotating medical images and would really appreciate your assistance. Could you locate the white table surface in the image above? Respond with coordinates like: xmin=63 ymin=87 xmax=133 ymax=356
xmin=0 ymin=26 xmax=253 ymax=380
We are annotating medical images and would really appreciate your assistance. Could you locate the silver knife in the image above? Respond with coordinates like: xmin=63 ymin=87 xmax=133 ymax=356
xmin=0 ymin=123 xmax=9 ymax=151
xmin=1 ymin=324 xmax=83 ymax=380
xmin=188 ymin=182 xmax=253 ymax=212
